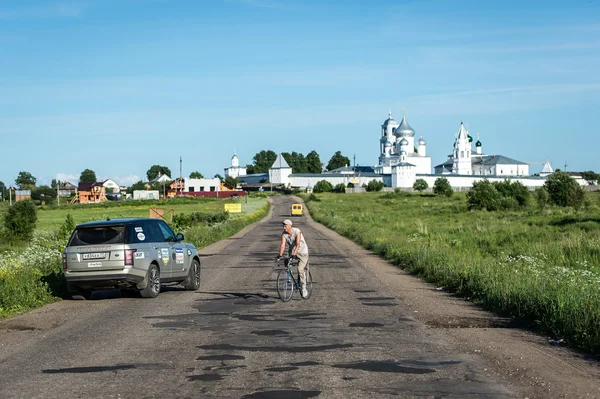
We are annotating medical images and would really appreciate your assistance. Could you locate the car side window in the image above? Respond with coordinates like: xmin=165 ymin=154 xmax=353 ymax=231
xmin=143 ymin=221 xmax=166 ymax=243
xmin=157 ymin=221 xmax=176 ymax=242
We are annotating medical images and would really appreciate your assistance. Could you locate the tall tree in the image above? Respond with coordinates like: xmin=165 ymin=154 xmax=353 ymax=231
xmin=189 ymin=171 xmax=204 ymax=179
xmin=581 ymin=171 xmax=600 ymax=185
xmin=79 ymin=169 xmax=97 ymax=183
xmin=251 ymin=150 xmax=277 ymax=174
xmin=32 ymin=185 xmax=58 ymax=204
xmin=146 ymin=165 xmax=172 ymax=181
xmin=127 ymin=180 xmax=148 ymax=194
xmin=0 ymin=181 xmax=6 ymax=200
xmin=282 ymin=152 xmax=308 ymax=174
xmin=15 ymin=171 xmax=36 ymax=190
xmin=50 ymin=179 xmax=59 ymax=189
xmin=306 ymin=150 xmax=322 ymax=174
xmin=214 ymin=173 xmax=224 ymax=180
xmin=326 ymin=151 xmax=350 ymax=171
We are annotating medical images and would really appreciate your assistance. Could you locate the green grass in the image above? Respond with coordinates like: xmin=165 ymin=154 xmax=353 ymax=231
xmin=303 ymin=191 xmax=600 ymax=354
xmin=33 ymin=196 xmax=264 ymax=231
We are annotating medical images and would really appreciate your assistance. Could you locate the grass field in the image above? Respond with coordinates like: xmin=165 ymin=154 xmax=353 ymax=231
xmin=303 ymin=190 xmax=600 ymax=354
xmin=0 ymin=196 xmax=264 ymax=233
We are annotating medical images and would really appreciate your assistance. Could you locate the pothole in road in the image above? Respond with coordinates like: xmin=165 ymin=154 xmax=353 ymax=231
xmin=289 ymin=361 xmax=321 ymax=366
xmin=332 ymin=360 xmax=436 ymax=374
xmin=348 ymin=322 xmax=384 ymax=328
xmin=240 ymin=390 xmax=321 ymax=399
xmin=198 ymin=343 xmax=354 ymax=353
xmin=187 ymin=373 xmax=223 ymax=381
xmin=264 ymin=366 xmax=299 ymax=372
xmin=251 ymin=329 xmax=290 ymax=336
xmin=196 ymin=354 xmax=246 ymax=361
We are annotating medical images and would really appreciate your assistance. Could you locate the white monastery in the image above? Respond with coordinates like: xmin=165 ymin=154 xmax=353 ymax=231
xmin=226 ymin=111 xmax=563 ymax=190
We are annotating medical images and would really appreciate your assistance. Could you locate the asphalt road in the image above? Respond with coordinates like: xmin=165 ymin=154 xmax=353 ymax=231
xmin=0 ymin=196 xmax=598 ymax=398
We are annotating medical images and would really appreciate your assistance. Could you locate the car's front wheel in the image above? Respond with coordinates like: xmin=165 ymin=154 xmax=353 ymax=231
xmin=140 ymin=265 xmax=161 ymax=298
xmin=183 ymin=259 xmax=201 ymax=291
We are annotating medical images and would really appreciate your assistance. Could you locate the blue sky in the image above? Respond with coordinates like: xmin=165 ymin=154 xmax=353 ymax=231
xmin=1 ymin=0 xmax=599 ymax=187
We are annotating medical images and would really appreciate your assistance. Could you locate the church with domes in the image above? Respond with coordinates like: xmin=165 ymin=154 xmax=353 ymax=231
xmin=374 ymin=112 xmax=432 ymax=175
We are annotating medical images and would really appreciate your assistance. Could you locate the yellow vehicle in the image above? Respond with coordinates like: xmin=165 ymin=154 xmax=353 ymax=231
xmin=291 ymin=203 xmax=303 ymax=216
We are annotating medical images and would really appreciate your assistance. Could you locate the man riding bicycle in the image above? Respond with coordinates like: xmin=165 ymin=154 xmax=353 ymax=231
xmin=278 ymin=219 xmax=309 ymax=298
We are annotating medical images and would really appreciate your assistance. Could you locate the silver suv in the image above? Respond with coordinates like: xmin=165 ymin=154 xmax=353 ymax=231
xmin=62 ymin=218 xmax=201 ymax=299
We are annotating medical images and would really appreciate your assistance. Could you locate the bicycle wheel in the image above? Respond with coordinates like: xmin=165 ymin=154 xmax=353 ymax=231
xmin=277 ymin=269 xmax=294 ymax=302
xmin=304 ymin=269 xmax=313 ymax=299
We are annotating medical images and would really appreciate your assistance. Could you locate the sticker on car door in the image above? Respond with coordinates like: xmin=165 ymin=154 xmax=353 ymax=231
xmin=175 ymin=248 xmax=184 ymax=264
xmin=160 ymin=248 xmax=169 ymax=264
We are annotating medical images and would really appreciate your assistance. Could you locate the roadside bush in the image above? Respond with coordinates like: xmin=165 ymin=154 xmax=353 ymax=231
xmin=306 ymin=193 xmax=321 ymax=202
xmin=347 ymin=182 xmax=355 ymax=188
xmin=467 ymin=180 xmax=530 ymax=211
xmin=467 ymin=180 xmax=501 ymax=211
xmin=173 ymin=211 xmax=229 ymax=229
xmin=332 ymin=183 xmax=346 ymax=193
xmin=313 ymin=180 xmax=333 ymax=193
xmin=366 ymin=180 xmax=385 ymax=192
xmin=544 ymin=171 xmax=585 ymax=209
xmin=413 ymin=179 xmax=428 ymax=193
xmin=433 ymin=178 xmax=454 ymax=197
xmin=3 ymin=200 xmax=37 ymax=242
xmin=58 ymin=214 xmax=75 ymax=242
xmin=493 ymin=180 xmax=530 ymax=207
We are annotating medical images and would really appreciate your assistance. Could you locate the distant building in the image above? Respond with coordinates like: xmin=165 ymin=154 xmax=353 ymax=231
xmin=224 ymin=151 xmax=247 ymax=179
xmin=434 ymin=122 xmax=530 ymax=177
xmin=149 ymin=173 xmax=171 ymax=184
xmin=57 ymin=181 xmax=77 ymax=197
xmin=76 ymin=182 xmax=106 ymax=204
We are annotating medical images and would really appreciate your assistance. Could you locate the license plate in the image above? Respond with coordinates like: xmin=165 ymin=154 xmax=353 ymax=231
xmin=82 ymin=252 xmax=106 ymax=260
xmin=88 ymin=262 xmax=102 ymax=268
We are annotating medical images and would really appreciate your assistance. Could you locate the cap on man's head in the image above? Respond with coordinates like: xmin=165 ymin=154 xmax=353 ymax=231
xmin=283 ymin=219 xmax=293 ymax=226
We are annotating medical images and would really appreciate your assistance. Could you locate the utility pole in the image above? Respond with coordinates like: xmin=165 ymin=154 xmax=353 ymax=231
xmin=57 ymin=181 xmax=60 ymax=206
xmin=179 ymin=156 xmax=183 ymax=196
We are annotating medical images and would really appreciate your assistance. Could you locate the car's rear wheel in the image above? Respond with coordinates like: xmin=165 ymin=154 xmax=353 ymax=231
xmin=67 ymin=282 xmax=92 ymax=300
xmin=140 ymin=265 xmax=161 ymax=298
xmin=183 ymin=259 xmax=201 ymax=291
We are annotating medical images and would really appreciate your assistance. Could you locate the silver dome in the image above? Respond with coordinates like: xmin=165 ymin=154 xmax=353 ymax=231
xmin=417 ymin=137 xmax=426 ymax=145
xmin=382 ymin=111 xmax=398 ymax=128
xmin=382 ymin=117 xmax=398 ymax=128
xmin=394 ymin=115 xmax=415 ymax=137
xmin=399 ymin=138 xmax=409 ymax=146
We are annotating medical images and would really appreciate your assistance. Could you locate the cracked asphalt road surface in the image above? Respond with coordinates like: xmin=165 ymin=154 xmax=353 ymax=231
xmin=0 ymin=196 xmax=599 ymax=398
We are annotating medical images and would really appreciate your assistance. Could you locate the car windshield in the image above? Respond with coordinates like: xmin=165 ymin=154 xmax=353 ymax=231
xmin=69 ymin=226 xmax=126 ymax=246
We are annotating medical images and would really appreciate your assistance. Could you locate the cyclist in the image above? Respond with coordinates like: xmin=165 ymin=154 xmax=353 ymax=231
xmin=278 ymin=219 xmax=309 ymax=298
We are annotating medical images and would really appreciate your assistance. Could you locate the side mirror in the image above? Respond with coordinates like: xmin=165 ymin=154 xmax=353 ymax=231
xmin=176 ymin=233 xmax=184 ymax=241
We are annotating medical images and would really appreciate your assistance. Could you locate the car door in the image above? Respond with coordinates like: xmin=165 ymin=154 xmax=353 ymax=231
xmin=156 ymin=220 xmax=183 ymax=279
xmin=146 ymin=220 xmax=174 ymax=279
xmin=158 ymin=220 xmax=189 ymax=279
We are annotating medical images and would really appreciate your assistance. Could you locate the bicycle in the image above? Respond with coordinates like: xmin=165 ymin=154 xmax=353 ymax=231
xmin=276 ymin=256 xmax=313 ymax=302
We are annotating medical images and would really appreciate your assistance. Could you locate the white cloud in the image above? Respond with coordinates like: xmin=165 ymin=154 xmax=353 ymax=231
xmin=109 ymin=175 xmax=141 ymax=187
xmin=56 ymin=173 xmax=80 ymax=183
